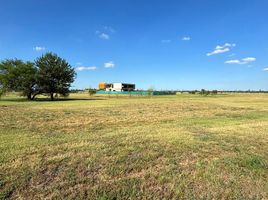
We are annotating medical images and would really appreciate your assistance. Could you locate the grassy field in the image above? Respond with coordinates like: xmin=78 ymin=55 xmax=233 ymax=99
xmin=0 ymin=93 xmax=267 ymax=199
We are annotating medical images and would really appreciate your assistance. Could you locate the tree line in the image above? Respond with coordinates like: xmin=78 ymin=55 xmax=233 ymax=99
xmin=0 ymin=52 xmax=76 ymax=100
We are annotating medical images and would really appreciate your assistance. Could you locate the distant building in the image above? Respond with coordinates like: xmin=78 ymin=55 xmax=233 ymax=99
xmin=98 ymin=82 xmax=135 ymax=92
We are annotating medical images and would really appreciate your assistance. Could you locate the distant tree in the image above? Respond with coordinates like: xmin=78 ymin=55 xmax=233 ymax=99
xmin=35 ymin=53 xmax=76 ymax=101
xmin=0 ymin=59 xmax=37 ymax=100
xmin=199 ymin=89 xmax=205 ymax=95
xmin=70 ymin=89 xmax=84 ymax=93
xmin=147 ymin=86 xmax=154 ymax=97
xmin=211 ymin=90 xmax=218 ymax=95
xmin=88 ymin=88 xmax=96 ymax=96
xmin=189 ymin=90 xmax=198 ymax=94
xmin=200 ymin=89 xmax=210 ymax=96
xmin=128 ymin=88 xmax=132 ymax=97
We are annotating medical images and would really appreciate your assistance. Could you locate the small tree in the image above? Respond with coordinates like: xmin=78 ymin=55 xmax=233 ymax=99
xmin=88 ymin=88 xmax=96 ymax=96
xmin=211 ymin=90 xmax=218 ymax=95
xmin=147 ymin=86 xmax=154 ymax=97
xmin=190 ymin=90 xmax=198 ymax=94
xmin=128 ymin=89 xmax=132 ymax=97
xmin=200 ymin=89 xmax=210 ymax=96
xmin=35 ymin=53 xmax=76 ymax=100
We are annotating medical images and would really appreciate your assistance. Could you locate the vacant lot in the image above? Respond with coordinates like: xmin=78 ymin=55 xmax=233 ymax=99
xmin=0 ymin=93 xmax=267 ymax=199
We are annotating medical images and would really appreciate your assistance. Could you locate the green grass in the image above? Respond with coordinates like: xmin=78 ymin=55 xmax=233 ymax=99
xmin=0 ymin=93 xmax=267 ymax=199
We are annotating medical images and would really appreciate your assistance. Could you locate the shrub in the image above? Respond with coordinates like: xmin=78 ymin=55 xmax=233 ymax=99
xmin=200 ymin=89 xmax=210 ymax=96
xmin=88 ymin=88 xmax=96 ymax=96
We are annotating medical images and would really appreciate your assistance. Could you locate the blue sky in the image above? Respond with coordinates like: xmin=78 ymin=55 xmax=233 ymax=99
xmin=1 ymin=0 xmax=268 ymax=90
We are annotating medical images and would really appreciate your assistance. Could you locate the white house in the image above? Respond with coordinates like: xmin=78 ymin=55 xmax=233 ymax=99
xmin=105 ymin=83 xmax=135 ymax=92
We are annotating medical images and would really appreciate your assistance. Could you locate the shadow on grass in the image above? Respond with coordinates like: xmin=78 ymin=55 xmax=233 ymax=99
xmin=35 ymin=98 xmax=106 ymax=102
xmin=0 ymin=97 xmax=106 ymax=102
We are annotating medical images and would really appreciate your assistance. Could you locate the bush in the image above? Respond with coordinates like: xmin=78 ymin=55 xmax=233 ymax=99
xmin=211 ymin=90 xmax=218 ymax=95
xmin=189 ymin=90 xmax=198 ymax=94
xmin=88 ymin=88 xmax=96 ymax=96
xmin=200 ymin=89 xmax=210 ymax=96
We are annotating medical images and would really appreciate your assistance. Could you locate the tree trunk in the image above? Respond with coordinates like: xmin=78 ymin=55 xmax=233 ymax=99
xmin=50 ymin=93 xmax=54 ymax=101
xmin=31 ymin=92 xmax=39 ymax=100
xmin=27 ymin=93 xmax=32 ymax=100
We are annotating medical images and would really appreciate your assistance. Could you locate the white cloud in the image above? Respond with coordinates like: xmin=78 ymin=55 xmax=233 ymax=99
xmin=242 ymin=57 xmax=256 ymax=62
xmin=182 ymin=36 xmax=191 ymax=41
xmin=96 ymin=26 xmax=115 ymax=40
xmin=104 ymin=61 xmax=115 ymax=68
xmin=215 ymin=43 xmax=236 ymax=50
xmin=225 ymin=59 xmax=241 ymax=64
xmin=99 ymin=33 xmax=110 ymax=40
xmin=263 ymin=68 xmax=268 ymax=71
xmin=207 ymin=48 xmax=230 ymax=56
xmin=225 ymin=57 xmax=256 ymax=65
xmin=161 ymin=39 xmax=171 ymax=43
xmin=207 ymin=43 xmax=235 ymax=56
xmin=76 ymin=66 xmax=97 ymax=71
xmin=104 ymin=26 xmax=115 ymax=33
xmin=33 ymin=46 xmax=45 ymax=51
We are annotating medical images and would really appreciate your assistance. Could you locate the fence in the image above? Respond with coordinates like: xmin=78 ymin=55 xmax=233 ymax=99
xmin=96 ymin=90 xmax=176 ymax=96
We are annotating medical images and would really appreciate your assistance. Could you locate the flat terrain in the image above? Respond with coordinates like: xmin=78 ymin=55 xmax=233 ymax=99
xmin=0 ymin=93 xmax=267 ymax=199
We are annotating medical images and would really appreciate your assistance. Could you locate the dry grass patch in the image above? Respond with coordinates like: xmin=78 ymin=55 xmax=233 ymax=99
xmin=0 ymin=93 xmax=267 ymax=199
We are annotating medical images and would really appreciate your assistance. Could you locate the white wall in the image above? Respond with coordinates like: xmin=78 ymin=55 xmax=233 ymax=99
xmin=105 ymin=83 xmax=123 ymax=91
xmin=113 ymin=83 xmax=123 ymax=91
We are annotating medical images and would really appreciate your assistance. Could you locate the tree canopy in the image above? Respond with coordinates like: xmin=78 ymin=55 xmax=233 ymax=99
xmin=0 ymin=53 xmax=76 ymax=100
xmin=35 ymin=53 xmax=76 ymax=100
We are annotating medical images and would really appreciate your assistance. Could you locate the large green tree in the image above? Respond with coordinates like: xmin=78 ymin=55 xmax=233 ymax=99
xmin=0 ymin=59 xmax=37 ymax=100
xmin=35 ymin=52 xmax=76 ymax=100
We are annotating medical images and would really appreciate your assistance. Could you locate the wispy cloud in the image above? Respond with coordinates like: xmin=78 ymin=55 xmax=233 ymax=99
xmin=207 ymin=43 xmax=236 ymax=56
xmin=207 ymin=48 xmax=230 ymax=56
xmin=76 ymin=66 xmax=97 ymax=71
xmin=96 ymin=26 xmax=115 ymax=40
xmin=161 ymin=39 xmax=171 ymax=43
xmin=263 ymin=68 xmax=268 ymax=71
xmin=225 ymin=57 xmax=256 ymax=65
xmin=98 ymin=33 xmax=110 ymax=40
xmin=182 ymin=36 xmax=191 ymax=41
xmin=242 ymin=57 xmax=256 ymax=63
xmin=104 ymin=61 xmax=115 ymax=68
xmin=104 ymin=26 xmax=115 ymax=33
xmin=33 ymin=46 xmax=45 ymax=51
xmin=228 ymin=53 xmax=236 ymax=57
xmin=224 ymin=59 xmax=241 ymax=64
xmin=215 ymin=43 xmax=236 ymax=50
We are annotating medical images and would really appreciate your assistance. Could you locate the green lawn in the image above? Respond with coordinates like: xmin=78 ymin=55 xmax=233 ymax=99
xmin=0 ymin=93 xmax=267 ymax=199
